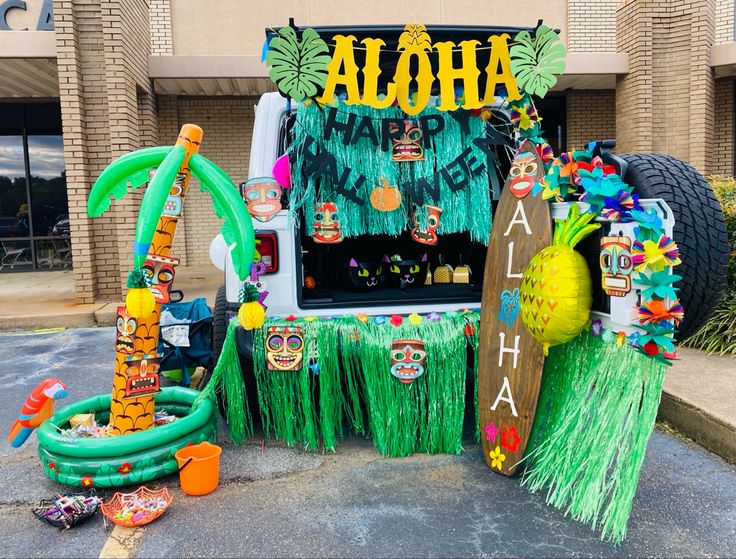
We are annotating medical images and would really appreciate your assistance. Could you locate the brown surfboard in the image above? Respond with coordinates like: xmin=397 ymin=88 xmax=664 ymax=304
xmin=477 ymin=140 xmax=552 ymax=476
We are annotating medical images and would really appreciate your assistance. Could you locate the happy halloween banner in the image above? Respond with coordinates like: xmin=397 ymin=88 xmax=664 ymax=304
xmin=289 ymin=103 xmax=510 ymax=242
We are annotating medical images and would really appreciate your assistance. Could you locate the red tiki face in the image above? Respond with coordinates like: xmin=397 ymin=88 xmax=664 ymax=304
xmin=243 ymin=177 xmax=282 ymax=222
xmin=508 ymin=150 xmax=539 ymax=199
xmin=390 ymin=339 xmax=426 ymax=384
xmin=411 ymin=205 xmax=442 ymax=245
xmin=390 ymin=120 xmax=424 ymax=162
xmin=313 ymin=202 xmax=343 ymax=244
xmin=123 ymin=354 xmax=161 ymax=399
xmin=142 ymin=254 xmax=179 ymax=304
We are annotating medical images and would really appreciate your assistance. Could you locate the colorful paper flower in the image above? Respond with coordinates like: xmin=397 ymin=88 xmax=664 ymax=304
xmin=356 ymin=313 xmax=369 ymax=323
xmin=390 ymin=314 xmax=403 ymax=326
xmin=48 ymin=462 xmax=58 ymax=473
xmin=632 ymin=235 xmax=682 ymax=272
xmin=638 ymin=299 xmax=685 ymax=325
xmin=427 ymin=312 xmax=441 ymax=321
xmin=408 ymin=313 xmax=422 ymax=326
xmin=374 ymin=315 xmax=386 ymax=325
xmin=80 ymin=474 xmax=94 ymax=487
xmin=485 ymin=422 xmax=499 ymax=442
xmin=616 ymin=330 xmax=628 ymax=347
xmin=636 ymin=270 xmax=682 ymax=300
xmin=630 ymin=208 xmax=664 ymax=238
xmin=117 ymin=462 xmax=133 ymax=475
xmin=579 ymin=167 xmax=629 ymax=212
xmin=304 ymin=316 xmax=318 ymax=322
xmin=536 ymin=142 xmax=554 ymax=165
xmin=601 ymin=190 xmax=640 ymax=222
xmin=285 ymin=314 xmax=297 ymax=321
xmin=501 ymin=425 xmax=521 ymax=453
xmin=638 ymin=321 xmax=677 ymax=354
xmin=590 ymin=319 xmax=603 ymax=336
xmin=489 ymin=446 xmax=506 ymax=471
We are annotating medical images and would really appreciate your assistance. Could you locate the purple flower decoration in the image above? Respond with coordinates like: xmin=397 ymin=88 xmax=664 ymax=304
xmin=485 ymin=422 xmax=499 ymax=442
xmin=590 ymin=319 xmax=603 ymax=337
xmin=427 ymin=312 xmax=442 ymax=321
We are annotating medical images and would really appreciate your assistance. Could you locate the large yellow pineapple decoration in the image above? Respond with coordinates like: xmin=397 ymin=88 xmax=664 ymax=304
xmin=520 ymin=204 xmax=600 ymax=355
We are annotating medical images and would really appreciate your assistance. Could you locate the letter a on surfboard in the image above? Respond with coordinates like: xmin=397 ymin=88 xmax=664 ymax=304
xmin=477 ymin=140 xmax=551 ymax=476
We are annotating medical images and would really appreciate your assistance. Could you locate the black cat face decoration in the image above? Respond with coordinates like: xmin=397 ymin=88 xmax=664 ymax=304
xmin=384 ymin=254 xmax=429 ymax=289
xmin=348 ymin=258 xmax=383 ymax=289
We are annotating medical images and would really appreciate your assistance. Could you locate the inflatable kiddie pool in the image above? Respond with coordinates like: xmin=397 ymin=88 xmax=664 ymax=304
xmin=37 ymin=387 xmax=215 ymax=488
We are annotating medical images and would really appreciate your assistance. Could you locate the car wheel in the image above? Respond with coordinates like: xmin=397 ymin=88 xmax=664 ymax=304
xmin=621 ymin=154 xmax=729 ymax=339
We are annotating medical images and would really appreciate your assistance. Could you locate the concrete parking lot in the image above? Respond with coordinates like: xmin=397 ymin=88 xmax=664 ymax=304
xmin=0 ymin=327 xmax=734 ymax=558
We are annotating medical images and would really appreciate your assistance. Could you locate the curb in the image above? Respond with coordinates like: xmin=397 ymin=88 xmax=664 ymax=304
xmin=658 ymin=390 xmax=736 ymax=463
xmin=0 ymin=312 xmax=97 ymax=330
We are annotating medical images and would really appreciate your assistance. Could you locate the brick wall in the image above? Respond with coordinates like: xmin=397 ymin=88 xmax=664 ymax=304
xmin=55 ymin=0 xmax=155 ymax=302
xmin=157 ymin=96 xmax=258 ymax=266
xmin=149 ymin=0 xmax=172 ymax=55
xmin=616 ymin=0 xmax=716 ymax=175
xmin=566 ymin=91 xmax=616 ymax=150
xmin=713 ymin=78 xmax=735 ymax=175
xmin=716 ymin=0 xmax=734 ymax=43
xmin=567 ymin=0 xmax=619 ymax=52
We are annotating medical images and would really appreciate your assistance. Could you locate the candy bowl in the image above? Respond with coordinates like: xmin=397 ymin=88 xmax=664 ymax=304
xmin=100 ymin=486 xmax=172 ymax=527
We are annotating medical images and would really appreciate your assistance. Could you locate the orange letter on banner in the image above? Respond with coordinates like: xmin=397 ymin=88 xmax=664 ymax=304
xmin=482 ymin=34 xmax=522 ymax=103
xmin=317 ymin=35 xmax=361 ymax=105
xmin=435 ymin=40 xmax=482 ymax=111
xmin=361 ymin=38 xmax=397 ymax=109
xmin=394 ymin=48 xmax=434 ymax=116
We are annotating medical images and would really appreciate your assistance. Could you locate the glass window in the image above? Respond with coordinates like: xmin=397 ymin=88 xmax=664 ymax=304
xmin=0 ymin=135 xmax=29 ymax=238
xmin=28 ymin=135 xmax=67 ymax=237
xmin=0 ymin=103 xmax=69 ymax=271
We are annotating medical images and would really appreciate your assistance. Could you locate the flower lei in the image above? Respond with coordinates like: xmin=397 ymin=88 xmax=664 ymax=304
xmin=543 ymin=152 xmax=682 ymax=363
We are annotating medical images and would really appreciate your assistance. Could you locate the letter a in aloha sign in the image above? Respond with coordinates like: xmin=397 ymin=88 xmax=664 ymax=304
xmin=477 ymin=140 xmax=551 ymax=476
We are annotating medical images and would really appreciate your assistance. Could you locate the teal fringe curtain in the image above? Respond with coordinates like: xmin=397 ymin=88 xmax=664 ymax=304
xmin=522 ymin=331 xmax=667 ymax=544
xmin=290 ymin=103 xmax=493 ymax=243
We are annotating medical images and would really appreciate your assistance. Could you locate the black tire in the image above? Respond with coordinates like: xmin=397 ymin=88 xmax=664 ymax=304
xmin=212 ymin=284 xmax=229 ymax=364
xmin=621 ymin=154 xmax=729 ymax=339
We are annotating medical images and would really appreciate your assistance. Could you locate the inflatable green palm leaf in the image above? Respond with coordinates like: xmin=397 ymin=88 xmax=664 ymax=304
xmin=510 ymin=25 xmax=566 ymax=98
xmin=87 ymin=146 xmax=174 ymax=217
xmin=189 ymin=154 xmax=255 ymax=281
xmin=265 ymin=27 xmax=331 ymax=102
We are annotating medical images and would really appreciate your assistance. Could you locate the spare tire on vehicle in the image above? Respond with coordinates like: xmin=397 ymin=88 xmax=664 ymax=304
xmin=621 ymin=154 xmax=729 ymax=339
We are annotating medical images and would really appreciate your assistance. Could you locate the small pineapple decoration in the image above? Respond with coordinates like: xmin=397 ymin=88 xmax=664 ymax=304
xmin=520 ymin=204 xmax=601 ymax=355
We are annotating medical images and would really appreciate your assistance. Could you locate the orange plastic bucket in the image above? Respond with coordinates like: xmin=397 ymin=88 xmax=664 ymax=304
xmin=174 ymin=441 xmax=222 ymax=496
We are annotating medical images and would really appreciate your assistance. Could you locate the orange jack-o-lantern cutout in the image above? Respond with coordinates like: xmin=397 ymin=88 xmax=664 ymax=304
xmin=370 ymin=178 xmax=402 ymax=212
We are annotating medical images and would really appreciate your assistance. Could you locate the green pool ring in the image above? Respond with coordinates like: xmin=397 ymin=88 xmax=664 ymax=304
xmin=37 ymin=387 xmax=217 ymax=487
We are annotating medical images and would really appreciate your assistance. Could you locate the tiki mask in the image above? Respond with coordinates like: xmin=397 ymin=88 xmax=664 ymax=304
xmin=390 ymin=339 xmax=427 ymax=384
xmin=163 ymin=173 xmax=185 ymax=217
xmin=390 ymin=120 xmax=424 ymax=162
xmin=243 ymin=177 xmax=282 ymax=222
xmin=313 ymin=202 xmax=343 ymax=244
xmin=600 ymin=235 xmax=633 ymax=297
xmin=142 ymin=254 xmax=179 ymax=304
xmin=266 ymin=326 xmax=304 ymax=371
xmin=508 ymin=150 xmax=539 ymax=199
xmin=411 ymin=205 xmax=442 ymax=245
xmin=115 ymin=306 xmax=137 ymax=355
xmin=123 ymin=354 xmax=161 ymax=399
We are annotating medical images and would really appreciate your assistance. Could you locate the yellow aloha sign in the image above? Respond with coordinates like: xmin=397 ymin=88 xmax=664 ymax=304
xmin=316 ymin=24 xmax=522 ymax=115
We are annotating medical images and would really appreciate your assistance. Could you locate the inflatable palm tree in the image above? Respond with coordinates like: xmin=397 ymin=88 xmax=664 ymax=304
xmin=87 ymin=124 xmax=256 ymax=435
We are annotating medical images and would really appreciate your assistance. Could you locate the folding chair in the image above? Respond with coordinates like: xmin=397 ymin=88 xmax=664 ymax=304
xmin=157 ymin=297 xmax=214 ymax=386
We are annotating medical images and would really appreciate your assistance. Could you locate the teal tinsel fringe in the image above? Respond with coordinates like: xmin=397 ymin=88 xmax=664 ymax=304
xmin=521 ymin=331 xmax=667 ymax=544
xmin=290 ymin=103 xmax=493 ymax=243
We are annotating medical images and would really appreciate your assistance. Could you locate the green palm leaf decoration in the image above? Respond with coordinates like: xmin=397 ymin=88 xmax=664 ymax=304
xmin=87 ymin=146 xmax=174 ymax=216
xmin=510 ymin=24 xmax=566 ymax=98
xmin=265 ymin=26 xmax=331 ymax=102
xmin=189 ymin=154 xmax=255 ymax=281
